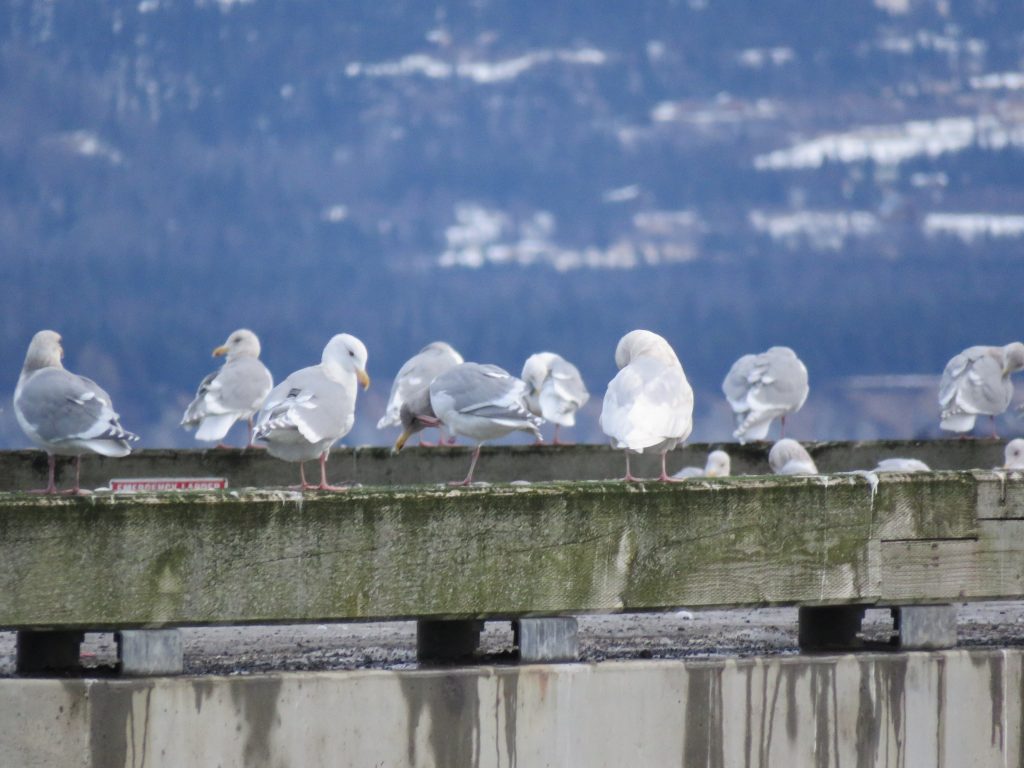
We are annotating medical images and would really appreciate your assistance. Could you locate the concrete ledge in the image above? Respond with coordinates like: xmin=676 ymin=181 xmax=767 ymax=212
xmin=1 ymin=649 xmax=1020 ymax=767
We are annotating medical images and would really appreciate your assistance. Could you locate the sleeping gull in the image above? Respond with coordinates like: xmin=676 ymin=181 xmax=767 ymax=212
xmin=874 ymin=458 xmax=930 ymax=473
xmin=14 ymin=330 xmax=138 ymax=494
xmin=1004 ymin=439 xmax=1024 ymax=470
xmin=673 ymin=449 xmax=731 ymax=479
xmin=253 ymin=333 xmax=369 ymax=490
xmin=939 ymin=343 xmax=1024 ymax=437
xmin=393 ymin=362 xmax=542 ymax=485
xmin=768 ymin=439 xmax=818 ymax=475
xmin=723 ymin=346 xmax=808 ymax=444
xmin=599 ymin=330 xmax=694 ymax=482
xmin=521 ymin=352 xmax=590 ymax=444
xmin=377 ymin=341 xmax=463 ymax=445
xmin=181 ymin=328 xmax=273 ymax=447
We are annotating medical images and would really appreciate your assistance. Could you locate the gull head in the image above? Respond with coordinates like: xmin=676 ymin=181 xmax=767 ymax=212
xmin=23 ymin=329 xmax=64 ymax=371
xmin=323 ymin=333 xmax=370 ymax=389
xmin=1002 ymin=343 xmax=1024 ymax=376
xmin=213 ymin=328 xmax=262 ymax=360
xmin=614 ymin=330 xmax=680 ymax=370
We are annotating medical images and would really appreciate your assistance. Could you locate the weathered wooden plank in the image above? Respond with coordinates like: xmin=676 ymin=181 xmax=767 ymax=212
xmin=0 ymin=439 xmax=1008 ymax=492
xmin=872 ymin=470 xmax=978 ymax=540
xmin=0 ymin=473 xmax=1010 ymax=630
xmin=974 ymin=469 xmax=1024 ymax=520
xmin=881 ymin=520 xmax=1024 ymax=601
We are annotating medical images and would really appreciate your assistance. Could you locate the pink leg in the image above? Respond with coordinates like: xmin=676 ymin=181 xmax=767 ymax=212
xmin=621 ymin=452 xmax=643 ymax=483
xmin=28 ymin=454 xmax=60 ymax=494
xmin=991 ymin=416 xmax=1000 ymax=439
xmin=780 ymin=415 xmax=786 ymax=439
xmin=658 ymin=451 xmax=684 ymax=483
xmin=290 ymin=462 xmax=312 ymax=491
xmin=65 ymin=456 xmax=83 ymax=495
xmin=315 ymin=452 xmax=349 ymax=491
xmin=449 ymin=445 xmax=482 ymax=486
xmin=418 ymin=434 xmax=438 ymax=447
xmin=552 ymin=424 xmax=573 ymax=446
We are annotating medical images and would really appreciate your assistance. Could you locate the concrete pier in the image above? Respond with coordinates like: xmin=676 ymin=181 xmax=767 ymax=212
xmin=1 ymin=649 xmax=1019 ymax=767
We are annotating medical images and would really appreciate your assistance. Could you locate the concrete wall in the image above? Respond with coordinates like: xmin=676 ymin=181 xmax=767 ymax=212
xmin=0 ymin=438 xmax=1008 ymax=491
xmin=2 ymin=649 xmax=1021 ymax=767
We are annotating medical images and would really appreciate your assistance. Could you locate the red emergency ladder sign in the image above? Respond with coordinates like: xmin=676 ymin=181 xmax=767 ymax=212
xmin=109 ymin=478 xmax=228 ymax=492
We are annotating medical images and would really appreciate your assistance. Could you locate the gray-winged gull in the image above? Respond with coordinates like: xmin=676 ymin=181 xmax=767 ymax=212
xmin=673 ymin=449 xmax=731 ymax=479
xmin=377 ymin=341 xmax=463 ymax=445
xmin=1004 ymin=439 xmax=1024 ymax=470
xmin=723 ymin=346 xmax=808 ymax=444
xmin=181 ymin=328 xmax=273 ymax=446
xmin=874 ymin=458 xmax=930 ymax=473
xmin=521 ymin=352 xmax=590 ymax=444
xmin=768 ymin=439 xmax=818 ymax=475
xmin=14 ymin=330 xmax=138 ymax=494
xmin=599 ymin=330 xmax=694 ymax=482
xmin=939 ymin=343 xmax=1024 ymax=437
xmin=253 ymin=333 xmax=369 ymax=490
xmin=393 ymin=362 xmax=542 ymax=485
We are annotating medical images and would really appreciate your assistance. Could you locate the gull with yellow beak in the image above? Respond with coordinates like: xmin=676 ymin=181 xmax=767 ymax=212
xmin=181 ymin=328 xmax=273 ymax=446
xmin=393 ymin=362 xmax=542 ymax=485
xmin=14 ymin=330 xmax=138 ymax=494
xmin=254 ymin=333 xmax=370 ymax=491
xmin=939 ymin=342 xmax=1024 ymax=437
xmin=672 ymin=449 xmax=731 ymax=479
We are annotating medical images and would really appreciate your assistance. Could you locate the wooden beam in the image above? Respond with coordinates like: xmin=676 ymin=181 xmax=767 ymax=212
xmin=0 ymin=472 xmax=1014 ymax=630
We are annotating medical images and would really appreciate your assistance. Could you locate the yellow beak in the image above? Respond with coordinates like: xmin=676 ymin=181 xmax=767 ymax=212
xmin=393 ymin=427 xmax=413 ymax=454
xmin=357 ymin=368 xmax=371 ymax=390
xmin=212 ymin=345 xmax=228 ymax=357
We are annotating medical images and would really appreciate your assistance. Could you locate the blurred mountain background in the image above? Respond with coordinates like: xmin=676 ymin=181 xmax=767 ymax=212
xmin=3 ymin=0 xmax=1024 ymax=448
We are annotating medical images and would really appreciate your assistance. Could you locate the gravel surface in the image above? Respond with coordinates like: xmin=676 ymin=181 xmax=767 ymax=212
xmin=4 ymin=602 xmax=1024 ymax=677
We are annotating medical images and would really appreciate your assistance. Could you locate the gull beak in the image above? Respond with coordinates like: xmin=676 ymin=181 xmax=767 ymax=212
xmin=706 ymin=470 xmax=718 ymax=478
xmin=357 ymin=368 xmax=371 ymax=390
xmin=393 ymin=428 xmax=413 ymax=454
xmin=212 ymin=345 xmax=229 ymax=357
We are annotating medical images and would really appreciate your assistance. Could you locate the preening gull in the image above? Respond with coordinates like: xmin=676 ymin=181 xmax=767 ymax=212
xmin=181 ymin=328 xmax=273 ymax=446
xmin=768 ymin=439 xmax=818 ymax=476
xmin=723 ymin=346 xmax=808 ymax=444
xmin=1004 ymin=439 xmax=1024 ymax=470
xmin=253 ymin=334 xmax=369 ymax=490
xmin=673 ymin=449 xmax=731 ymax=479
xmin=939 ymin=343 xmax=1024 ymax=437
xmin=874 ymin=458 xmax=930 ymax=473
xmin=13 ymin=330 xmax=138 ymax=494
xmin=521 ymin=352 xmax=590 ymax=444
xmin=393 ymin=362 xmax=542 ymax=485
xmin=599 ymin=330 xmax=694 ymax=482
xmin=377 ymin=341 xmax=463 ymax=445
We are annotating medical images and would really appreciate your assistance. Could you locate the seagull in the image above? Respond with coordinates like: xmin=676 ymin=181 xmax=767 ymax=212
xmin=874 ymin=458 xmax=930 ymax=473
xmin=939 ymin=343 xmax=1024 ymax=437
xmin=377 ymin=341 xmax=463 ymax=445
xmin=253 ymin=334 xmax=369 ymax=491
xmin=768 ymin=439 xmax=818 ymax=475
xmin=393 ymin=362 xmax=542 ymax=485
xmin=521 ymin=352 xmax=590 ymax=444
xmin=1004 ymin=439 xmax=1024 ymax=470
xmin=13 ymin=330 xmax=138 ymax=494
xmin=722 ymin=346 xmax=809 ymax=444
xmin=181 ymin=328 xmax=273 ymax=447
xmin=599 ymin=330 xmax=694 ymax=482
xmin=673 ymin=449 xmax=731 ymax=479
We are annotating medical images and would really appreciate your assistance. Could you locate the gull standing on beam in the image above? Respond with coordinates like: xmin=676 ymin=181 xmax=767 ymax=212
xmin=14 ymin=330 xmax=138 ymax=494
xmin=599 ymin=330 xmax=694 ymax=482
xmin=521 ymin=352 xmax=590 ymax=444
xmin=393 ymin=362 xmax=542 ymax=485
xmin=722 ymin=346 xmax=808 ymax=444
xmin=939 ymin=343 xmax=1024 ymax=438
xmin=768 ymin=438 xmax=818 ymax=475
xmin=253 ymin=334 xmax=369 ymax=491
xmin=377 ymin=341 xmax=463 ymax=446
xmin=181 ymin=328 xmax=273 ymax=447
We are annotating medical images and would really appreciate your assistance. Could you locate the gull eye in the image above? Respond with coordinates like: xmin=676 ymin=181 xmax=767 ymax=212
xmin=349 ymin=350 xmax=354 ymax=356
